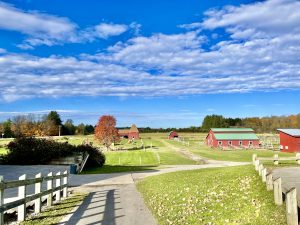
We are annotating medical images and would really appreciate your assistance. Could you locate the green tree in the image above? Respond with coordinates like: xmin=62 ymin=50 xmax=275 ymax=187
xmin=63 ymin=119 xmax=76 ymax=135
xmin=47 ymin=111 xmax=62 ymax=126
xmin=202 ymin=115 xmax=228 ymax=131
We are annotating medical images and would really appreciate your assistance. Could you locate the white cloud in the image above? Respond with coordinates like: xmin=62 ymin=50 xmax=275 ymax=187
xmin=1 ymin=0 xmax=300 ymax=101
xmin=94 ymin=23 xmax=128 ymax=39
xmin=0 ymin=2 xmax=133 ymax=48
xmin=201 ymin=0 xmax=300 ymax=39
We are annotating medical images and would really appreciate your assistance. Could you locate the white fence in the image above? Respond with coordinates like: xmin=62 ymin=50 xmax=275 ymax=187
xmin=0 ymin=170 xmax=68 ymax=225
xmin=252 ymin=154 xmax=299 ymax=225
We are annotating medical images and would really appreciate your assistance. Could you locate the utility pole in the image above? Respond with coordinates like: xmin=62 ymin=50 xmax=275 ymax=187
xmin=59 ymin=125 xmax=62 ymax=136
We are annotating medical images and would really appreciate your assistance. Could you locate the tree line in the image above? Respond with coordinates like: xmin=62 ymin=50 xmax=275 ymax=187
xmin=0 ymin=111 xmax=94 ymax=138
xmin=201 ymin=114 xmax=300 ymax=133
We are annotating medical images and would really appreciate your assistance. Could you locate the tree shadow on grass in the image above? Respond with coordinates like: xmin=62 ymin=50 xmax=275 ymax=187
xmin=81 ymin=165 xmax=159 ymax=174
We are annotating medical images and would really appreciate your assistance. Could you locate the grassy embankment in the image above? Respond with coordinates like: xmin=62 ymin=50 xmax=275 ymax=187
xmin=137 ymin=165 xmax=286 ymax=225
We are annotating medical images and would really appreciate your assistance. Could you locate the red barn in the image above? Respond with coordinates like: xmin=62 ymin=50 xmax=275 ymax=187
xmin=205 ymin=128 xmax=260 ymax=148
xmin=169 ymin=131 xmax=179 ymax=139
xmin=118 ymin=124 xmax=140 ymax=140
xmin=277 ymin=129 xmax=300 ymax=152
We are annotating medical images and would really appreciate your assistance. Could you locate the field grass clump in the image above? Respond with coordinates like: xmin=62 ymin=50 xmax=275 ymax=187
xmin=137 ymin=165 xmax=286 ymax=225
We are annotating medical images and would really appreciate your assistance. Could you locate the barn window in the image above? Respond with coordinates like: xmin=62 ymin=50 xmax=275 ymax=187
xmin=249 ymin=141 xmax=253 ymax=146
xmin=239 ymin=141 xmax=242 ymax=146
xmin=285 ymin=146 xmax=289 ymax=150
xmin=228 ymin=141 xmax=232 ymax=146
xmin=218 ymin=141 xmax=222 ymax=146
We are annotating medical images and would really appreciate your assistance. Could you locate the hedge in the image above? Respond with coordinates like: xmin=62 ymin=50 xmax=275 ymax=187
xmin=0 ymin=137 xmax=105 ymax=166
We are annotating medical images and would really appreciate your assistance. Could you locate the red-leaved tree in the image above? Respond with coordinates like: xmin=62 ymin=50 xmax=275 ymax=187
xmin=94 ymin=115 xmax=120 ymax=150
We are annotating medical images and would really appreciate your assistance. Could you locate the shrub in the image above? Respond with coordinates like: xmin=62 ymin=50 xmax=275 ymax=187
xmin=0 ymin=137 xmax=105 ymax=167
xmin=76 ymin=144 xmax=106 ymax=168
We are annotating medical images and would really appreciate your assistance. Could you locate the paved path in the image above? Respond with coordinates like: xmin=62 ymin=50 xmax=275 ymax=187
xmin=271 ymin=167 xmax=300 ymax=205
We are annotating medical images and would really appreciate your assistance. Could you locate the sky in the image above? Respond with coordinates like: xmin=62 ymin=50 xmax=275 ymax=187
xmin=0 ymin=0 xmax=300 ymax=128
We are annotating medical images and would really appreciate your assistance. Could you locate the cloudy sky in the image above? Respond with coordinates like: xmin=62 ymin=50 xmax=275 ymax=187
xmin=0 ymin=0 xmax=300 ymax=127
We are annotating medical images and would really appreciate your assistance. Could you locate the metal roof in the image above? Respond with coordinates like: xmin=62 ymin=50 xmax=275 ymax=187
xmin=211 ymin=128 xmax=254 ymax=132
xmin=214 ymin=133 xmax=259 ymax=140
xmin=277 ymin=129 xmax=300 ymax=137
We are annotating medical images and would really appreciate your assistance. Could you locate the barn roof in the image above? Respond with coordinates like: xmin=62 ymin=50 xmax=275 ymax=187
xmin=214 ymin=133 xmax=259 ymax=140
xmin=211 ymin=128 xmax=254 ymax=132
xmin=277 ymin=129 xmax=300 ymax=137
xmin=118 ymin=129 xmax=129 ymax=134
xmin=129 ymin=124 xmax=139 ymax=133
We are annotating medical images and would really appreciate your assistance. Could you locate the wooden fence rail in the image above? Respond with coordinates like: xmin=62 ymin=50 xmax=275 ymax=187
xmin=252 ymin=154 xmax=299 ymax=225
xmin=252 ymin=153 xmax=300 ymax=165
xmin=0 ymin=170 xmax=68 ymax=225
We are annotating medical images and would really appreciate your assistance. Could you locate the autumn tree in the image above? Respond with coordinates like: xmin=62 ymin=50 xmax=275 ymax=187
xmin=94 ymin=115 xmax=119 ymax=150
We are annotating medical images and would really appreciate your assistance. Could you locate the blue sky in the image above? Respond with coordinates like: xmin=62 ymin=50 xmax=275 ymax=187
xmin=0 ymin=0 xmax=300 ymax=127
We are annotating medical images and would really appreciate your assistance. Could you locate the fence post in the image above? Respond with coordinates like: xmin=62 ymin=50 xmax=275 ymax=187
xmin=34 ymin=173 xmax=42 ymax=214
xmin=252 ymin=154 xmax=257 ymax=165
xmin=0 ymin=176 xmax=4 ymax=225
xmin=258 ymin=164 xmax=264 ymax=176
xmin=274 ymin=154 xmax=279 ymax=165
xmin=262 ymin=168 xmax=267 ymax=182
xmin=47 ymin=172 xmax=53 ymax=206
xmin=63 ymin=170 xmax=68 ymax=198
xmin=266 ymin=173 xmax=273 ymax=191
xmin=55 ymin=172 xmax=61 ymax=202
xmin=17 ymin=174 xmax=26 ymax=222
xmin=296 ymin=153 xmax=300 ymax=165
xmin=286 ymin=187 xmax=298 ymax=225
xmin=255 ymin=159 xmax=259 ymax=170
xmin=274 ymin=177 xmax=283 ymax=205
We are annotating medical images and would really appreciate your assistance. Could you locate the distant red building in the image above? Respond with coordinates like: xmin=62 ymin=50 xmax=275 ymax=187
xmin=277 ymin=129 xmax=300 ymax=152
xmin=205 ymin=128 xmax=260 ymax=148
xmin=118 ymin=124 xmax=139 ymax=140
xmin=169 ymin=131 xmax=179 ymax=139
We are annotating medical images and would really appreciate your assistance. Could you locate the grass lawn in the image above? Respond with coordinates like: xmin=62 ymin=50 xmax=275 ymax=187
xmin=82 ymin=134 xmax=197 ymax=174
xmin=262 ymin=160 xmax=300 ymax=169
xmin=82 ymin=165 xmax=159 ymax=174
xmin=0 ymin=147 xmax=7 ymax=155
xmin=137 ymin=165 xmax=286 ymax=225
xmin=21 ymin=192 xmax=87 ymax=225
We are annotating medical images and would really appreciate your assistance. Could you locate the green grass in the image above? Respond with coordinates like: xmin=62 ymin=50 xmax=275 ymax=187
xmin=137 ymin=165 xmax=286 ymax=225
xmin=0 ymin=147 xmax=7 ymax=155
xmin=262 ymin=160 xmax=300 ymax=168
xmin=105 ymin=150 xmax=159 ymax=166
xmin=82 ymin=165 xmax=159 ymax=174
xmin=21 ymin=192 xmax=87 ymax=225
xmin=82 ymin=134 xmax=197 ymax=174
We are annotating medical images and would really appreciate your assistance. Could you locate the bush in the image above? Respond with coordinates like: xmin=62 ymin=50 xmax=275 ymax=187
xmin=0 ymin=137 xmax=105 ymax=166
xmin=76 ymin=144 xmax=106 ymax=168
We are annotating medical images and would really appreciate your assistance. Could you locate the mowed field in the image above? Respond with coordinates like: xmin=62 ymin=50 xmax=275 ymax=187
xmin=0 ymin=132 xmax=296 ymax=171
xmin=137 ymin=165 xmax=286 ymax=225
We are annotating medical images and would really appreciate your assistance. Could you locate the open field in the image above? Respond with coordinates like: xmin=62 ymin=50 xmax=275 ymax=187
xmin=1 ymin=132 xmax=296 ymax=172
xmin=83 ymin=134 xmax=197 ymax=174
xmin=137 ymin=165 xmax=286 ymax=225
